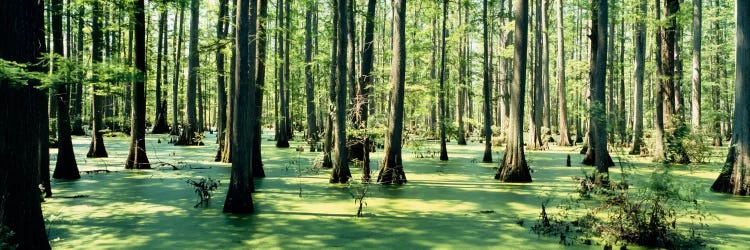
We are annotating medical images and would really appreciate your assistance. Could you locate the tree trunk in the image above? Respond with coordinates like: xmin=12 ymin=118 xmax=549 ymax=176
xmin=125 ymin=0 xmax=151 ymax=169
xmin=152 ymin=8 xmax=170 ymax=134
xmin=276 ymin=0 xmax=290 ymax=148
xmin=691 ymin=0 xmax=702 ymax=130
xmin=606 ymin=9 xmax=615 ymax=143
xmin=592 ymin=0 xmax=611 ymax=185
xmin=629 ymin=0 xmax=647 ymax=155
xmin=0 ymin=0 xmax=51 ymax=246
xmin=378 ymin=0 xmax=407 ymax=185
xmin=618 ymin=17 xmax=626 ymax=144
xmin=711 ymin=1 xmax=750 ymax=195
xmin=331 ymin=0 xmax=351 ymax=184
xmin=171 ymin=6 xmax=185 ymax=136
xmin=224 ymin=0 xmax=256 ymax=213
xmin=87 ymin=1 xmax=108 ymax=158
xmin=356 ymin=0 xmax=377 ymax=181
xmin=305 ymin=0 xmax=319 ymax=143
xmin=653 ymin=0 xmax=667 ymax=160
xmin=482 ymin=0 xmax=493 ymax=162
xmin=555 ymin=0 xmax=572 ymax=146
xmin=253 ymin=0 xmax=268 ymax=177
xmin=52 ymin=0 xmax=79 ymax=180
xmin=71 ymin=5 xmax=86 ymax=136
xmin=439 ymin=0 xmax=449 ymax=161
xmin=176 ymin=0 xmax=201 ymax=146
xmin=541 ymin=0 xmax=551 ymax=136
xmin=496 ymin=0 xmax=532 ymax=183
xmin=322 ymin=0 xmax=338 ymax=169
xmin=528 ymin=0 xmax=543 ymax=150
xmin=215 ymin=0 xmax=229 ymax=161
xmin=660 ymin=0 xmax=690 ymax=164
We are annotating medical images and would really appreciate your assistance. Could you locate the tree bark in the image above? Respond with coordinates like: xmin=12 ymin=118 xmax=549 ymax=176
xmin=215 ymin=0 xmax=229 ymax=161
xmin=377 ymin=0 xmax=407 ymax=185
xmin=496 ymin=0 xmax=532 ymax=183
xmin=439 ymin=0 xmax=449 ymax=161
xmin=71 ymin=5 xmax=86 ymax=136
xmin=555 ymin=0 xmax=572 ymax=146
xmin=660 ymin=0 xmax=690 ymax=164
xmin=528 ymin=0 xmax=543 ymax=150
xmin=629 ymin=0 xmax=647 ymax=155
xmin=0 ymin=0 xmax=51 ymax=246
xmin=592 ymin=0 xmax=611 ymax=185
xmin=541 ymin=0 xmax=551 ymax=135
xmin=87 ymin=0 xmax=108 ymax=158
xmin=276 ymin=0 xmax=290 ymax=148
xmin=711 ymin=0 xmax=750 ymax=195
xmin=152 ymin=8 xmax=170 ymax=134
xmin=253 ymin=0 xmax=268 ymax=177
xmin=355 ymin=0 xmax=377 ymax=181
xmin=52 ymin=0 xmax=80 ymax=180
xmin=482 ymin=0 xmax=493 ymax=162
xmin=224 ymin=0 xmax=257 ymax=213
xmin=691 ymin=0 xmax=702 ymax=130
xmin=176 ymin=0 xmax=201 ymax=146
xmin=305 ymin=0 xmax=319 ymax=143
xmin=331 ymin=0 xmax=351 ymax=184
xmin=125 ymin=0 xmax=151 ymax=169
xmin=171 ymin=6 xmax=185 ymax=136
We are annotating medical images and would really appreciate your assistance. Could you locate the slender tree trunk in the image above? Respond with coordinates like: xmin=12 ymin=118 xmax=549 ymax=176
xmin=356 ymin=0 xmax=376 ymax=181
xmin=224 ymin=0 xmax=257 ymax=213
xmin=253 ymin=0 xmax=268 ymax=177
xmin=52 ymin=0 xmax=79 ymax=180
xmin=591 ymin=0 xmax=611 ymax=185
xmin=176 ymin=0 xmax=201 ymax=146
xmin=541 ymin=0 xmax=551 ymax=136
xmin=528 ymin=0 xmax=543 ymax=150
xmin=71 ymin=5 xmax=86 ymax=136
xmin=629 ymin=0 xmax=647 ymax=155
xmin=691 ymin=0 xmax=702 ymax=130
xmin=215 ymin=0 xmax=229 ymax=161
xmin=482 ymin=0 xmax=493 ymax=162
xmin=330 ymin=0 xmax=351 ymax=183
xmin=654 ymin=0 xmax=667 ymax=160
xmin=305 ymin=0 xmax=318 ymax=143
xmin=439 ymin=0 xmax=449 ymax=161
xmin=87 ymin=1 xmax=108 ymax=158
xmin=496 ymin=0 xmax=532 ymax=183
xmin=618 ymin=17 xmax=626 ymax=144
xmin=378 ymin=0 xmax=407 ymax=185
xmin=0 ymin=0 xmax=51 ymax=247
xmin=556 ymin=0 xmax=572 ymax=146
xmin=126 ymin=0 xmax=151 ymax=169
xmin=606 ymin=9 xmax=615 ymax=142
xmin=171 ymin=6 xmax=186 ymax=136
xmin=322 ymin=0 xmax=338 ymax=169
xmin=152 ymin=8 xmax=170 ymax=134
xmin=276 ymin=0 xmax=290 ymax=148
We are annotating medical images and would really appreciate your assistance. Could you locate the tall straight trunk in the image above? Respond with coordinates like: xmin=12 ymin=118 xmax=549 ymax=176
xmin=224 ymin=0 xmax=256 ymax=213
xmin=711 ymin=1 xmax=750 ymax=195
xmin=171 ymin=6 xmax=185 ymax=136
xmin=691 ymin=0 xmax=702 ymax=130
xmin=439 ymin=0 xmax=449 ymax=161
xmin=330 ymin=0 xmax=351 ymax=183
xmin=660 ymin=0 xmax=690 ymax=163
xmin=304 ymin=0 xmax=318 ymax=143
xmin=322 ymin=0 xmax=338 ymax=169
xmin=87 ymin=0 xmax=108 ymax=158
xmin=253 ymin=0 xmax=268 ymax=177
xmin=654 ymin=0 xmax=666 ymax=159
xmin=52 ymin=0 xmax=79 ymax=180
xmin=176 ymin=0 xmax=201 ymax=146
xmin=126 ymin=0 xmax=151 ymax=169
xmin=482 ymin=0 xmax=493 ymax=162
xmin=607 ymin=9 xmax=615 ymax=142
xmin=152 ymin=8 xmax=170 ymax=134
xmin=215 ymin=0 xmax=229 ymax=161
xmin=618 ymin=17 xmax=626 ymax=144
xmin=378 ymin=0 xmax=407 ymax=185
xmin=71 ymin=5 xmax=86 ymax=136
xmin=528 ymin=0 xmax=543 ymax=150
xmin=276 ymin=0 xmax=290 ymax=148
xmin=0 ymin=1 xmax=51 ymax=246
xmin=711 ymin=9 xmax=722 ymax=147
xmin=456 ymin=4 xmax=466 ymax=146
xmin=496 ymin=0 xmax=531 ymax=183
xmin=556 ymin=0 xmax=572 ymax=146
xmin=541 ymin=0 xmax=551 ymax=134
xmin=355 ymin=0 xmax=377 ymax=181
xmin=630 ymin=0 xmax=647 ymax=155
xmin=592 ymin=0 xmax=610 ymax=184
xmin=198 ymin=74 xmax=204 ymax=131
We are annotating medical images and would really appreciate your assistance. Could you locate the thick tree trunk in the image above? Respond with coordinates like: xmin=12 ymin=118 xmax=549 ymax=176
xmin=215 ymin=0 xmax=229 ymax=161
xmin=87 ymin=1 xmax=108 ymax=158
xmin=378 ymin=0 xmax=407 ymax=185
xmin=152 ymin=9 xmax=170 ymax=134
xmin=482 ymin=0 xmax=493 ymax=162
xmin=629 ymin=0 xmax=647 ymax=155
xmin=224 ymin=0 xmax=256 ymax=213
xmin=52 ymin=0 xmax=79 ymax=180
xmin=331 ymin=0 xmax=351 ymax=184
xmin=691 ymin=0 xmax=702 ymax=130
xmin=712 ymin=1 xmax=750 ymax=195
xmin=439 ymin=0 xmax=449 ymax=161
xmin=660 ymin=0 xmax=690 ymax=164
xmin=592 ymin=0 xmax=611 ymax=185
xmin=496 ymin=0 xmax=532 ymax=183
xmin=126 ymin=0 xmax=151 ymax=169
xmin=305 ymin=1 xmax=319 ymax=143
xmin=555 ymin=0 xmax=572 ymax=146
xmin=0 ymin=0 xmax=51 ymax=246
xmin=171 ymin=6 xmax=185 ymax=136
xmin=176 ymin=0 xmax=201 ymax=146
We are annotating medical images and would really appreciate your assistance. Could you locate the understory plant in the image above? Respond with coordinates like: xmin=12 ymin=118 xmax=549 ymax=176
xmin=186 ymin=177 xmax=219 ymax=208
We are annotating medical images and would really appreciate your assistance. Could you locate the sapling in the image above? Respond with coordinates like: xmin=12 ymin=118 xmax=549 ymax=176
xmin=347 ymin=179 xmax=370 ymax=217
xmin=186 ymin=177 xmax=219 ymax=207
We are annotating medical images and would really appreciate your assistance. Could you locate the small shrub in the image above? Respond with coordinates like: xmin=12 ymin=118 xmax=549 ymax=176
xmin=0 ymin=225 xmax=16 ymax=250
xmin=186 ymin=177 xmax=219 ymax=208
xmin=347 ymin=179 xmax=370 ymax=217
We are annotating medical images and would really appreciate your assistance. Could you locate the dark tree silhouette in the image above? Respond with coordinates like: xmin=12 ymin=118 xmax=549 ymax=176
xmin=87 ymin=0 xmax=108 ymax=158
xmin=126 ymin=0 xmax=151 ymax=169
xmin=52 ymin=0 xmax=80 ymax=180
xmin=176 ymin=0 xmax=202 ymax=146
xmin=330 ymin=0 xmax=351 ymax=184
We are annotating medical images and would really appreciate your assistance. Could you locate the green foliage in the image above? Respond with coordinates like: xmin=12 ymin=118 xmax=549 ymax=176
xmin=0 ymin=225 xmax=16 ymax=250
xmin=683 ymin=130 xmax=712 ymax=164
xmin=347 ymin=179 xmax=370 ymax=217
xmin=186 ymin=177 xmax=220 ymax=208
xmin=0 ymin=58 xmax=47 ymax=88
